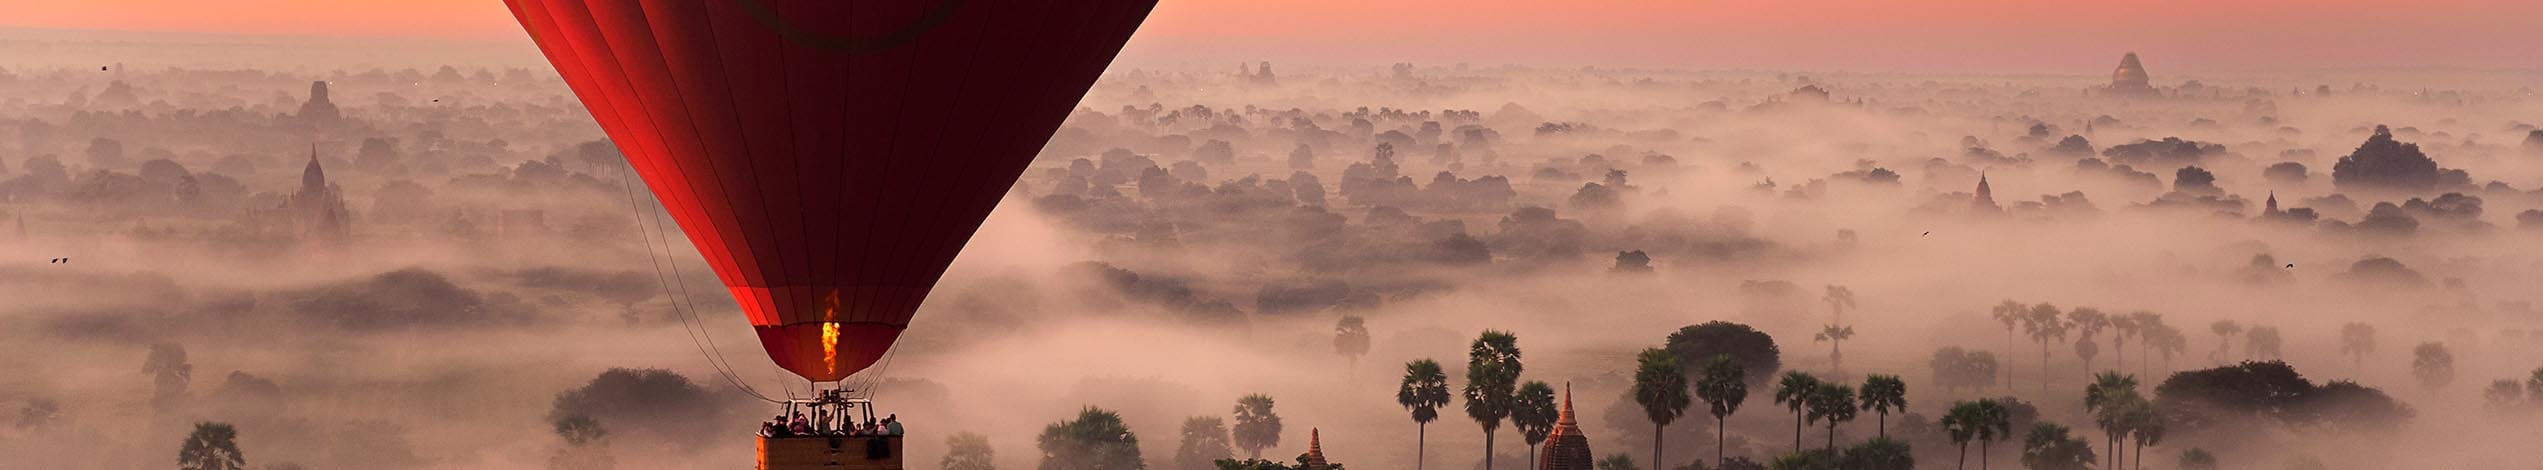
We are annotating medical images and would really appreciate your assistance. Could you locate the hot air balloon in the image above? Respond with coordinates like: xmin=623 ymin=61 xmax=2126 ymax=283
xmin=501 ymin=0 xmax=1157 ymax=387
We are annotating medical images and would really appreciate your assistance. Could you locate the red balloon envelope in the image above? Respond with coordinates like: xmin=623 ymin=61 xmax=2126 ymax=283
xmin=504 ymin=0 xmax=1157 ymax=381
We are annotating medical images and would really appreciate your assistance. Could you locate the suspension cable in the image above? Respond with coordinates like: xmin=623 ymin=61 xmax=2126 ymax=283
xmin=615 ymin=162 xmax=779 ymax=403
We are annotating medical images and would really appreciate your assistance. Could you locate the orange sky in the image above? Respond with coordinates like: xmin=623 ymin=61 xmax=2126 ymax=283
xmin=7 ymin=0 xmax=2541 ymax=71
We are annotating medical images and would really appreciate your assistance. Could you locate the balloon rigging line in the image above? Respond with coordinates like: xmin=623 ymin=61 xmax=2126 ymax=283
xmin=618 ymin=162 xmax=780 ymax=403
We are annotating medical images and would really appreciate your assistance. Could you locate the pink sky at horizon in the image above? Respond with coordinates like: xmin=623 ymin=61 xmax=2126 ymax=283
xmin=6 ymin=0 xmax=2540 ymax=72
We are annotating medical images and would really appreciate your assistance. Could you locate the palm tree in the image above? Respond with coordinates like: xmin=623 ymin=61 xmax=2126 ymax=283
xmin=2021 ymin=303 xmax=2070 ymax=393
xmin=144 ymin=343 xmax=193 ymax=412
xmin=2338 ymin=322 xmax=2376 ymax=372
xmin=2243 ymin=326 xmax=2284 ymax=360
xmin=179 ymin=422 xmax=247 ymax=470
xmin=1823 ymin=285 xmax=1857 ymax=323
xmin=1174 ymin=417 xmax=1234 ymax=470
xmin=2083 ymin=372 xmax=2140 ymax=469
xmin=2017 ymin=423 xmax=2095 ymax=470
xmin=1814 ymin=324 xmax=1856 ymax=376
xmin=1398 ymin=359 xmax=1452 ymax=470
xmin=1971 ymin=400 xmax=2011 ymax=470
xmin=1464 ymin=330 xmax=1524 ymax=470
xmin=1335 ymin=316 xmax=1373 ymax=379
xmin=1772 ymin=371 xmax=1822 ymax=452
xmin=1694 ymin=354 xmax=1749 ymax=470
xmin=2110 ymin=312 xmax=2143 ymax=374
xmin=1989 ymin=301 xmax=2026 ymax=390
xmin=2068 ymin=308 xmax=2110 ymax=374
xmin=2208 ymin=320 xmax=2242 ymax=364
xmin=2125 ymin=402 xmax=2165 ymax=470
xmin=1941 ymin=400 xmax=2009 ymax=470
xmin=1513 ymin=381 xmax=1559 ymax=465
xmin=2147 ymin=323 xmax=2187 ymax=376
xmin=1040 ymin=407 xmax=1145 ymax=470
xmin=1631 ymin=348 xmax=1691 ymax=469
xmin=1858 ymin=375 xmax=1906 ymax=439
xmin=1806 ymin=384 xmax=1858 ymax=452
xmin=1821 ymin=286 xmax=1858 ymax=373
xmin=2127 ymin=312 xmax=2165 ymax=377
xmin=1232 ymin=394 xmax=1283 ymax=459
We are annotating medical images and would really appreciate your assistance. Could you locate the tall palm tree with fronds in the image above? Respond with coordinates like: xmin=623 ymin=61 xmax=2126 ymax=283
xmin=1943 ymin=404 xmax=1978 ymax=470
xmin=2083 ymin=372 xmax=2140 ymax=468
xmin=1631 ymin=348 xmax=1691 ymax=469
xmin=1941 ymin=400 xmax=2009 ymax=470
xmin=2148 ymin=323 xmax=2188 ymax=375
xmin=1821 ymin=286 xmax=1858 ymax=374
xmin=1806 ymin=384 xmax=1858 ymax=452
xmin=1857 ymin=375 xmax=1906 ymax=439
xmin=1464 ymin=330 xmax=1524 ymax=470
xmin=2021 ymin=303 xmax=2070 ymax=393
xmin=2125 ymin=401 xmax=2165 ymax=470
xmin=1397 ymin=359 xmax=1451 ymax=470
xmin=1773 ymin=371 xmax=1822 ymax=452
xmin=2127 ymin=312 xmax=2165 ymax=377
xmin=179 ymin=421 xmax=247 ymax=470
xmin=1694 ymin=354 xmax=1748 ymax=470
xmin=1990 ymin=301 xmax=2027 ymax=390
xmin=1232 ymin=394 xmax=1283 ymax=459
xmin=2338 ymin=322 xmax=2376 ymax=372
xmin=1823 ymin=285 xmax=1857 ymax=323
xmin=2068 ymin=308 xmax=2110 ymax=374
xmin=2208 ymin=320 xmax=2242 ymax=364
xmin=1513 ymin=381 xmax=1559 ymax=465
xmin=2110 ymin=312 xmax=2143 ymax=374
xmin=1815 ymin=324 xmax=1856 ymax=376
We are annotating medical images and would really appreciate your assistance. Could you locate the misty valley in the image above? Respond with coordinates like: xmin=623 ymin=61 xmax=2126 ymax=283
xmin=2 ymin=30 xmax=2541 ymax=470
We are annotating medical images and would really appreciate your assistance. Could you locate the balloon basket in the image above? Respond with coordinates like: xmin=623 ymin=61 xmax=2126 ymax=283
xmin=757 ymin=434 xmax=903 ymax=470
xmin=758 ymin=390 xmax=904 ymax=470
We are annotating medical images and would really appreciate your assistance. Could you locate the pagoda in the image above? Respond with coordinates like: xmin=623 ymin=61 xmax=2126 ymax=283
xmin=1539 ymin=384 xmax=1593 ymax=470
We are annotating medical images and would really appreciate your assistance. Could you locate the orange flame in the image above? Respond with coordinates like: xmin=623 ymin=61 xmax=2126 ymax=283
xmin=822 ymin=322 xmax=840 ymax=377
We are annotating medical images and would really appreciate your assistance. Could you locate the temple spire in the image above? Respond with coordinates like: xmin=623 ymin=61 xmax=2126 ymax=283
xmin=1301 ymin=428 xmax=1329 ymax=469
xmin=1972 ymin=172 xmax=1998 ymax=212
xmin=1539 ymin=382 xmax=1593 ymax=470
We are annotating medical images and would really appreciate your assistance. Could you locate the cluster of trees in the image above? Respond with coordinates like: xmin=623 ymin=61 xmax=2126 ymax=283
xmin=958 ymin=391 xmax=1316 ymax=470
xmin=2477 ymin=367 xmax=2543 ymax=412
xmin=2153 ymin=361 xmax=2412 ymax=435
xmin=1987 ymin=302 xmax=2187 ymax=392
xmin=1396 ymin=330 xmax=1564 ymax=469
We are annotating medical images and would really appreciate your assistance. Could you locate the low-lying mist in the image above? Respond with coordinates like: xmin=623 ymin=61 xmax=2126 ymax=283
xmin=4 ymin=32 xmax=2542 ymax=470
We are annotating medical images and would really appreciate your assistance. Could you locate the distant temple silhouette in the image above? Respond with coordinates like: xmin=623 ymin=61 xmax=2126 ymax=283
xmin=1301 ymin=428 xmax=1331 ymax=470
xmin=1240 ymin=61 xmax=1277 ymax=85
xmin=255 ymin=145 xmax=352 ymax=241
xmin=2107 ymin=52 xmax=2158 ymax=97
xmin=1538 ymin=384 xmax=1593 ymax=470
xmin=298 ymin=81 xmax=343 ymax=124
xmin=1972 ymin=172 xmax=2000 ymax=212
